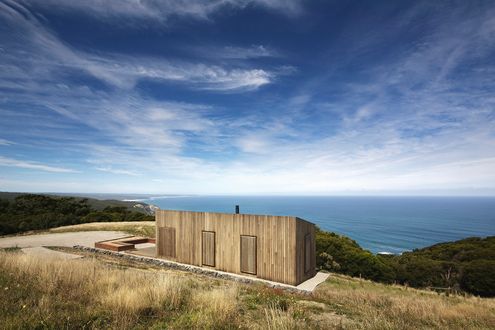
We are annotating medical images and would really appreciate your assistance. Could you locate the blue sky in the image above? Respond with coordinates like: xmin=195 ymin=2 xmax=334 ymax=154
xmin=0 ymin=0 xmax=494 ymax=195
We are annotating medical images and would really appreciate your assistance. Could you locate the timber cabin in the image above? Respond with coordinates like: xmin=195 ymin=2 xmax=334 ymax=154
xmin=155 ymin=208 xmax=316 ymax=286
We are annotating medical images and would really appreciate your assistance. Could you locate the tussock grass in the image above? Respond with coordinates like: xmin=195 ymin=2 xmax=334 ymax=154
xmin=0 ymin=251 xmax=234 ymax=329
xmin=0 ymin=250 xmax=493 ymax=329
xmin=177 ymin=286 xmax=240 ymax=328
xmin=313 ymin=275 xmax=495 ymax=329
xmin=262 ymin=305 xmax=299 ymax=330
xmin=49 ymin=221 xmax=156 ymax=237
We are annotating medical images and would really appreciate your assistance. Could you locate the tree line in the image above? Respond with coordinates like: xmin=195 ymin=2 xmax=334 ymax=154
xmin=0 ymin=194 xmax=153 ymax=235
xmin=316 ymin=228 xmax=495 ymax=297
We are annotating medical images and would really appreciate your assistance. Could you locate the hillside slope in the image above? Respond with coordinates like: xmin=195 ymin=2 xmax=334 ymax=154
xmin=316 ymin=229 xmax=495 ymax=297
xmin=0 ymin=192 xmax=154 ymax=213
xmin=0 ymin=193 xmax=154 ymax=235
xmin=1 ymin=193 xmax=493 ymax=297
xmin=0 ymin=248 xmax=493 ymax=329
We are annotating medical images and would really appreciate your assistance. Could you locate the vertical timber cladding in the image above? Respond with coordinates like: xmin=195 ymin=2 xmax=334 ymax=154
xmin=158 ymin=227 xmax=176 ymax=258
xmin=156 ymin=210 xmax=316 ymax=285
xmin=295 ymin=218 xmax=317 ymax=284
xmin=240 ymin=235 xmax=257 ymax=274
xmin=304 ymin=233 xmax=311 ymax=274
xmin=202 ymin=231 xmax=215 ymax=267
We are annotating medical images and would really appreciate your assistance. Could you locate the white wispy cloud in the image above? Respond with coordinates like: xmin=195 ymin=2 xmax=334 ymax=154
xmin=1 ymin=1 xmax=494 ymax=195
xmin=62 ymin=52 xmax=273 ymax=90
xmin=22 ymin=0 xmax=303 ymax=23
xmin=222 ymin=45 xmax=277 ymax=59
xmin=46 ymin=99 xmax=217 ymax=152
xmin=0 ymin=138 xmax=14 ymax=146
xmin=195 ymin=44 xmax=279 ymax=60
xmin=0 ymin=1 xmax=275 ymax=91
xmin=0 ymin=156 xmax=78 ymax=173
xmin=95 ymin=167 xmax=141 ymax=176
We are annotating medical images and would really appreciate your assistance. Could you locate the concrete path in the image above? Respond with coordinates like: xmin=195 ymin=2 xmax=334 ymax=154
xmin=21 ymin=246 xmax=83 ymax=260
xmin=296 ymin=272 xmax=330 ymax=291
xmin=129 ymin=246 xmax=156 ymax=257
xmin=0 ymin=231 xmax=128 ymax=249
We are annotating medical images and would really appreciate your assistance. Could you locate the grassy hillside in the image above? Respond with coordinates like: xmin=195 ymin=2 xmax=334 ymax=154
xmin=0 ymin=249 xmax=493 ymax=329
xmin=1 ymin=193 xmax=493 ymax=297
xmin=0 ymin=193 xmax=154 ymax=235
xmin=0 ymin=192 xmax=151 ymax=213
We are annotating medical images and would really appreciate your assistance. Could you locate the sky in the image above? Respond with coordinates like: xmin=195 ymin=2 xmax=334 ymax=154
xmin=0 ymin=0 xmax=494 ymax=195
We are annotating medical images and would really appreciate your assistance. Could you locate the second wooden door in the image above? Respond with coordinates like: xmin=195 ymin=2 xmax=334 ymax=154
xmin=202 ymin=231 xmax=215 ymax=267
xmin=240 ymin=235 xmax=257 ymax=275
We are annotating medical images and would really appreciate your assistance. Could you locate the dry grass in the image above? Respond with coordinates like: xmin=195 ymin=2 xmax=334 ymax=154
xmin=313 ymin=275 xmax=495 ymax=329
xmin=0 ymin=251 xmax=235 ymax=329
xmin=49 ymin=221 xmax=156 ymax=237
xmin=0 ymin=249 xmax=493 ymax=329
xmin=262 ymin=305 xmax=299 ymax=330
xmin=189 ymin=286 xmax=240 ymax=327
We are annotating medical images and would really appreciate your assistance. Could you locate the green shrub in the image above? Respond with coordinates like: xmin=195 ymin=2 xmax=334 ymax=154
xmin=315 ymin=227 xmax=494 ymax=296
xmin=460 ymin=260 xmax=495 ymax=297
xmin=0 ymin=194 xmax=153 ymax=235
xmin=315 ymin=228 xmax=396 ymax=283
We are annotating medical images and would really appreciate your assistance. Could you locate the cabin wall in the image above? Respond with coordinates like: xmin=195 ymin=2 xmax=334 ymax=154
xmin=156 ymin=210 xmax=302 ymax=285
xmin=295 ymin=218 xmax=317 ymax=284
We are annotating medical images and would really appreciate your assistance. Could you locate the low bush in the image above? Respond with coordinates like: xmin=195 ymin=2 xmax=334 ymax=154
xmin=316 ymin=227 xmax=495 ymax=297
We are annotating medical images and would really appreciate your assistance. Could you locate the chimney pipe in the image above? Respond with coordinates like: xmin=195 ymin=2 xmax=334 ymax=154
xmin=235 ymin=205 xmax=240 ymax=214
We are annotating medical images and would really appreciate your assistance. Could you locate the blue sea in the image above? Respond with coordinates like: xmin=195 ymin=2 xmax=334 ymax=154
xmin=139 ymin=195 xmax=495 ymax=254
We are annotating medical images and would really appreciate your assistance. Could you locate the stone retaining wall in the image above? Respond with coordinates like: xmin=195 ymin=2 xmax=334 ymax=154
xmin=73 ymin=245 xmax=309 ymax=294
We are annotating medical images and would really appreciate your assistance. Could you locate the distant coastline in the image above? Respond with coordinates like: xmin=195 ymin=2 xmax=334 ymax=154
xmin=1 ymin=192 xmax=493 ymax=297
xmin=2 ymin=192 xmax=493 ymax=255
xmin=138 ymin=195 xmax=495 ymax=254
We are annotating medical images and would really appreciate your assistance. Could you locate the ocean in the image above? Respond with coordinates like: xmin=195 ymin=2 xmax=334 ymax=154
xmin=140 ymin=195 xmax=495 ymax=254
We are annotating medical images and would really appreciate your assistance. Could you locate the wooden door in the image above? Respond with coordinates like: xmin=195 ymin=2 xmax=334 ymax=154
xmin=304 ymin=233 xmax=311 ymax=274
xmin=240 ymin=235 xmax=257 ymax=275
xmin=202 ymin=231 xmax=215 ymax=267
xmin=158 ymin=227 xmax=176 ymax=258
